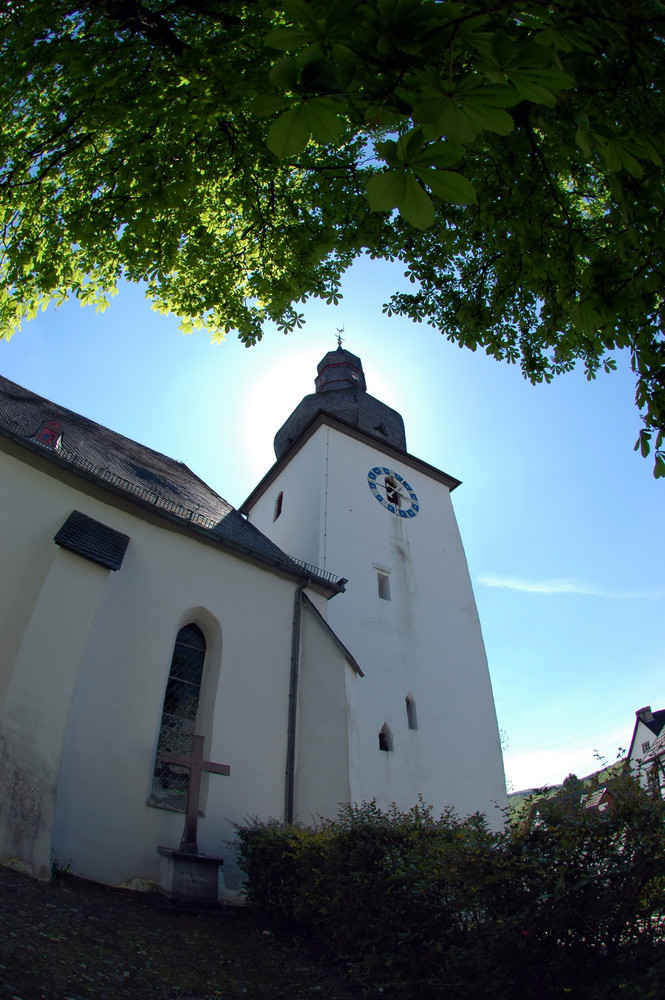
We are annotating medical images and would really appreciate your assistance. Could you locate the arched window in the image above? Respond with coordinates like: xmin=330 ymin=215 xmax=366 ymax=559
xmin=151 ymin=623 xmax=206 ymax=810
xmin=405 ymin=695 xmax=418 ymax=730
xmin=379 ymin=722 xmax=394 ymax=752
xmin=273 ymin=491 xmax=284 ymax=521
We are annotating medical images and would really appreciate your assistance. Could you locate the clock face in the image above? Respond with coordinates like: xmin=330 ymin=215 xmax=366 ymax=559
xmin=367 ymin=466 xmax=420 ymax=518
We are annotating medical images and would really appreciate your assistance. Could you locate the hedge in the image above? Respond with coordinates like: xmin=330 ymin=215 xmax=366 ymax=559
xmin=235 ymin=775 xmax=665 ymax=998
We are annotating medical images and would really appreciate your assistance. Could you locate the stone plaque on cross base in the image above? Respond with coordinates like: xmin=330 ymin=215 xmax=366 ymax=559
xmin=156 ymin=734 xmax=230 ymax=909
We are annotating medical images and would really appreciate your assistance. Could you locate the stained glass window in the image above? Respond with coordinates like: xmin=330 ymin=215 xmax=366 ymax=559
xmin=150 ymin=624 xmax=205 ymax=811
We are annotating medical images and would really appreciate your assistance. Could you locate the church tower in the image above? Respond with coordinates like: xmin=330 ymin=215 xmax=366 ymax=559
xmin=242 ymin=347 xmax=506 ymax=822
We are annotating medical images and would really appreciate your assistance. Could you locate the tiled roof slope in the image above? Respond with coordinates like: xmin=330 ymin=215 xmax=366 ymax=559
xmin=0 ymin=375 xmax=340 ymax=588
xmin=644 ymin=728 xmax=665 ymax=762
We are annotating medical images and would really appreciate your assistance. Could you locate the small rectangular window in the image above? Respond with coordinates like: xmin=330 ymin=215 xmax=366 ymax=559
xmin=642 ymin=740 xmax=651 ymax=754
xmin=377 ymin=572 xmax=391 ymax=601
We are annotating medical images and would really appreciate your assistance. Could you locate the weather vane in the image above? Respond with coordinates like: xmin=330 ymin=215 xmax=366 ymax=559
xmin=336 ymin=326 xmax=345 ymax=348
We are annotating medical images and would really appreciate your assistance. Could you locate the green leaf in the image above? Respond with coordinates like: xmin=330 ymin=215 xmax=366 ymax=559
xmin=398 ymin=127 xmax=427 ymax=163
xmin=575 ymin=127 xmax=592 ymax=157
xmin=416 ymin=168 xmax=477 ymax=205
xmin=462 ymin=102 xmax=514 ymax=136
xmin=416 ymin=76 xmax=519 ymax=140
xmin=570 ymin=301 xmax=601 ymax=337
xmin=269 ymin=57 xmax=300 ymax=91
xmin=417 ymin=140 xmax=464 ymax=169
xmin=398 ymin=175 xmax=435 ymax=229
xmin=366 ymin=170 xmax=407 ymax=212
xmin=251 ymin=95 xmax=294 ymax=116
xmin=281 ymin=0 xmax=321 ymax=28
xmin=264 ymin=27 xmax=317 ymax=51
xmin=304 ymin=100 xmax=345 ymax=145
xmin=507 ymin=67 xmax=575 ymax=106
xmin=636 ymin=429 xmax=652 ymax=458
xmin=267 ymin=105 xmax=311 ymax=157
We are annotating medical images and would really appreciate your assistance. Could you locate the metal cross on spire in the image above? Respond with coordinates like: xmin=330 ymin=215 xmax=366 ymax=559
xmin=336 ymin=326 xmax=345 ymax=349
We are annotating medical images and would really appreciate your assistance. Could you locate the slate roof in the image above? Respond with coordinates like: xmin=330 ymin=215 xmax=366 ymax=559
xmin=274 ymin=387 xmax=407 ymax=460
xmin=0 ymin=375 xmax=342 ymax=589
xmin=54 ymin=510 xmax=130 ymax=571
xmin=640 ymin=710 xmax=665 ymax=738
xmin=644 ymin=729 xmax=665 ymax=763
xmin=273 ymin=346 xmax=407 ymax=460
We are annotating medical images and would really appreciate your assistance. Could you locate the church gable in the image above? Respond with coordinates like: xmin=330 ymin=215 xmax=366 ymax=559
xmin=0 ymin=374 xmax=342 ymax=591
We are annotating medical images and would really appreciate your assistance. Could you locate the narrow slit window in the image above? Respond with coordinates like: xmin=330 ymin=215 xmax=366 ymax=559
xmin=379 ymin=723 xmax=394 ymax=752
xmin=405 ymin=695 xmax=418 ymax=731
xmin=377 ymin=572 xmax=391 ymax=601
xmin=273 ymin=491 xmax=284 ymax=522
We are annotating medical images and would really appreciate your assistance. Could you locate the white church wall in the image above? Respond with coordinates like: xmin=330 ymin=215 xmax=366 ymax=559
xmin=322 ymin=427 xmax=506 ymax=822
xmin=249 ymin=426 xmax=347 ymax=579
xmin=249 ymin=422 xmax=506 ymax=825
xmin=0 ymin=452 xmax=117 ymax=876
xmin=293 ymin=603 xmax=356 ymax=823
xmin=0 ymin=450 xmax=91 ymax=708
xmin=50 ymin=514 xmax=300 ymax=888
xmin=0 ymin=445 xmax=330 ymax=887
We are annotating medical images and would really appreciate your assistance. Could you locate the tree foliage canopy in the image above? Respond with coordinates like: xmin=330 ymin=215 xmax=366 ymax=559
xmin=2 ymin=1 xmax=665 ymax=472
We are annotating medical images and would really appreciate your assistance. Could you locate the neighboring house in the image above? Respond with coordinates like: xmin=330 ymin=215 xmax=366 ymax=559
xmin=640 ymin=730 xmax=665 ymax=798
xmin=0 ymin=347 xmax=506 ymax=892
xmin=581 ymin=787 xmax=615 ymax=814
xmin=627 ymin=706 xmax=665 ymax=793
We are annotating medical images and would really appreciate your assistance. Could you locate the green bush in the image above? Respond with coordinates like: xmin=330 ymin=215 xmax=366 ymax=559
xmin=235 ymin=776 xmax=665 ymax=998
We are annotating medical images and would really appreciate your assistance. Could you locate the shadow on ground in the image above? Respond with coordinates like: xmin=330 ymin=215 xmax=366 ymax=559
xmin=0 ymin=863 xmax=358 ymax=1000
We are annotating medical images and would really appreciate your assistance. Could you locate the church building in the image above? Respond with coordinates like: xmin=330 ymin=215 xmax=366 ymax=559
xmin=0 ymin=347 xmax=506 ymax=894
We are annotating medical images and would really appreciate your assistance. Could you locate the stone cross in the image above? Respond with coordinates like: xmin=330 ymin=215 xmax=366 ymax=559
xmin=158 ymin=734 xmax=230 ymax=854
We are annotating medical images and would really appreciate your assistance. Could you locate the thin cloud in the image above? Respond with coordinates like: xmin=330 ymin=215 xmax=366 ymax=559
xmin=504 ymin=725 xmax=629 ymax=791
xmin=477 ymin=574 xmax=660 ymax=599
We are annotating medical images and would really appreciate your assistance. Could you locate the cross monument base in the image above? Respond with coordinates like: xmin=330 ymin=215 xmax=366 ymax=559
xmin=157 ymin=846 xmax=224 ymax=909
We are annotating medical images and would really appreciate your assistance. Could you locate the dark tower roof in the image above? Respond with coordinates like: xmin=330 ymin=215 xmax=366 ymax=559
xmin=315 ymin=348 xmax=366 ymax=392
xmin=274 ymin=347 xmax=407 ymax=459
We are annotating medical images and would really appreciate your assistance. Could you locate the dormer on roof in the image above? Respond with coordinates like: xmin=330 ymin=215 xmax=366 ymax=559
xmin=33 ymin=419 xmax=63 ymax=450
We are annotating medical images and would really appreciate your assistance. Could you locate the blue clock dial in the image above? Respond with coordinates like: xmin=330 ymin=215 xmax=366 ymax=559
xmin=367 ymin=466 xmax=420 ymax=517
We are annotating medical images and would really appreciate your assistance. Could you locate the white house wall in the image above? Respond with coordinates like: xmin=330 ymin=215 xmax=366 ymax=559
xmin=629 ymin=718 xmax=661 ymax=789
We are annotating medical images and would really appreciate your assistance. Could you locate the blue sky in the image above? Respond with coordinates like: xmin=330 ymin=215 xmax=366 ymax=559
xmin=2 ymin=255 xmax=663 ymax=793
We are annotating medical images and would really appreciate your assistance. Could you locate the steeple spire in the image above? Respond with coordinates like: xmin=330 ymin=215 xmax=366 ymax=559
xmin=314 ymin=344 xmax=367 ymax=394
xmin=273 ymin=343 xmax=406 ymax=459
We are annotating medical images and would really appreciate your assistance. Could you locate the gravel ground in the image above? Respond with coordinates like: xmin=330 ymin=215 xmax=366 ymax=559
xmin=0 ymin=863 xmax=359 ymax=1000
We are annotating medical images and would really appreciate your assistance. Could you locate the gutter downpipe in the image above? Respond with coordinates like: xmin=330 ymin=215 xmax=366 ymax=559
xmin=285 ymin=582 xmax=309 ymax=823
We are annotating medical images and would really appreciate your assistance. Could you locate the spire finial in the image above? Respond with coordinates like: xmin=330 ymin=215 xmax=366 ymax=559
xmin=336 ymin=326 xmax=345 ymax=349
